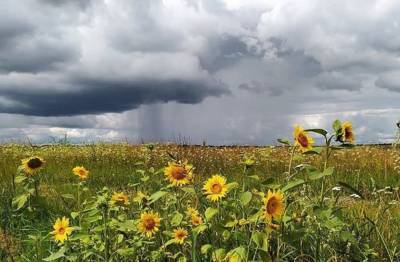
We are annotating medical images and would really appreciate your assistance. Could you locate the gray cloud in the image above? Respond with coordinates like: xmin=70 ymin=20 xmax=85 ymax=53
xmin=0 ymin=0 xmax=400 ymax=144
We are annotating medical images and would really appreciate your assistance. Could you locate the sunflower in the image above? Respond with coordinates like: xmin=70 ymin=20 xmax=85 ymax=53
xmin=173 ymin=227 xmax=188 ymax=244
xmin=72 ymin=166 xmax=89 ymax=180
xmin=164 ymin=161 xmax=193 ymax=186
xmin=52 ymin=217 xmax=73 ymax=243
xmin=21 ymin=157 xmax=44 ymax=175
xmin=341 ymin=121 xmax=355 ymax=143
xmin=111 ymin=192 xmax=130 ymax=206
xmin=203 ymin=174 xmax=228 ymax=202
xmin=138 ymin=211 xmax=161 ymax=238
xmin=293 ymin=125 xmax=314 ymax=152
xmin=262 ymin=190 xmax=285 ymax=222
xmin=190 ymin=215 xmax=203 ymax=226
xmin=186 ymin=207 xmax=199 ymax=217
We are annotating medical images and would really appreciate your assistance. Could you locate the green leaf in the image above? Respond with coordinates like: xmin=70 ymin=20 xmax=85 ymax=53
xmin=205 ymin=207 xmax=218 ymax=221
xmin=193 ymin=224 xmax=207 ymax=236
xmin=12 ymin=194 xmax=29 ymax=210
xmin=171 ymin=212 xmax=183 ymax=226
xmin=305 ymin=128 xmax=328 ymax=136
xmin=277 ymin=138 xmax=290 ymax=146
xmin=61 ymin=194 xmax=75 ymax=200
xmin=282 ymin=179 xmax=305 ymax=192
xmin=338 ymin=181 xmax=365 ymax=199
xmin=239 ymin=191 xmax=252 ymax=206
xmin=303 ymin=147 xmax=323 ymax=155
xmin=226 ymin=182 xmax=239 ymax=191
xmin=180 ymin=187 xmax=196 ymax=194
xmin=14 ymin=175 xmax=27 ymax=184
xmin=225 ymin=246 xmax=247 ymax=261
xmin=201 ymin=244 xmax=213 ymax=254
xmin=43 ymin=247 xmax=66 ymax=261
xmin=308 ymin=167 xmax=334 ymax=181
xmin=251 ymin=232 xmax=269 ymax=251
xmin=149 ymin=191 xmax=168 ymax=204
xmin=332 ymin=119 xmax=342 ymax=133
xmin=224 ymin=220 xmax=238 ymax=228
xmin=212 ymin=249 xmax=226 ymax=261
xmin=71 ymin=212 xmax=79 ymax=219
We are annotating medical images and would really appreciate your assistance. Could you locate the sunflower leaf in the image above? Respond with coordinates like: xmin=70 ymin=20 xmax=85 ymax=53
xmin=149 ymin=191 xmax=168 ymax=204
xmin=305 ymin=129 xmax=328 ymax=136
xmin=282 ymin=179 xmax=306 ymax=192
xmin=43 ymin=247 xmax=66 ymax=261
xmin=205 ymin=207 xmax=218 ymax=221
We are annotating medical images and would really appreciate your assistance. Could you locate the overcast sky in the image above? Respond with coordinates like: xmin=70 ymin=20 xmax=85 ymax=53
xmin=1 ymin=0 xmax=400 ymax=144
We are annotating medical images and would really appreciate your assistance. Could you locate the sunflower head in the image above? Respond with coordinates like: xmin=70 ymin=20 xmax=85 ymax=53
xmin=203 ymin=174 xmax=228 ymax=202
xmin=190 ymin=214 xmax=203 ymax=226
xmin=52 ymin=217 xmax=73 ymax=243
xmin=164 ymin=161 xmax=194 ymax=186
xmin=293 ymin=125 xmax=314 ymax=152
xmin=186 ymin=207 xmax=199 ymax=217
xmin=341 ymin=121 xmax=355 ymax=143
xmin=21 ymin=157 xmax=45 ymax=175
xmin=138 ymin=211 xmax=161 ymax=238
xmin=72 ymin=166 xmax=89 ymax=180
xmin=111 ymin=192 xmax=130 ymax=206
xmin=262 ymin=190 xmax=285 ymax=222
xmin=173 ymin=227 xmax=188 ymax=244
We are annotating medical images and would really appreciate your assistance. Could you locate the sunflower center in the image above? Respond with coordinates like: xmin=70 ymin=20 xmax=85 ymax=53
xmin=211 ymin=183 xmax=222 ymax=194
xmin=344 ymin=127 xmax=353 ymax=139
xmin=297 ymin=133 xmax=309 ymax=148
xmin=171 ymin=166 xmax=187 ymax=180
xmin=28 ymin=158 xmax=43 ymax=169
xmin=177 ymin=232 xmax=186 ymax=239
xmin=58 ymin=227 xmax=65 ymax=234
xmin=144 ymin=218 xmax=155 ymax=230
xmin=79 ymin=170 xmax=86 ymax=176
xmin=266 ymin=197 xmax=278 ymax=215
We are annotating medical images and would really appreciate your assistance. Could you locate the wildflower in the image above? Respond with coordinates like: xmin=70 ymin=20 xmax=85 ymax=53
xmin=173 ymin=228 xmax=188 ymax=244
xmin=186 ymin=207 xmax=199 ymax=217
xmin=190 ymin=215 xmax=203 ymax=226
xmin=164 ymin=161 xmax=193 ymax=186
xmin=134 ymin=191 xmax=149 ymax=203
xmin=203 ymin=174 xmax=228 ymax=202
xmin=52 ymin=217 xmax=73 ymax=243
xmin=21 ymin=157 xmax=44 ymax=175
xmin=341 ymin=121 xmax=355 ymax=143
xmin=138 ymin=211 xmax=161 ymax=237
xmin=111 ymin=192 xmax=130 ymax=206
xmin=262 ymin=190 xmax=285 ymax=222
xmin=72 ymin=166 xmax=89 ymax=180
xmin=293 ymin=125 xmax=314 ymax=152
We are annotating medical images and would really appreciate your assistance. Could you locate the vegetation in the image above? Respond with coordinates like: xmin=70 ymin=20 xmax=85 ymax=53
xmin=0 ymin=120 xmax=399 ymax=261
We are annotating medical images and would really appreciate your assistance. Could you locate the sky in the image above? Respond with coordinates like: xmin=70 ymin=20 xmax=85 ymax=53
xmin=1 ymin=0 xmax=400 ymax=144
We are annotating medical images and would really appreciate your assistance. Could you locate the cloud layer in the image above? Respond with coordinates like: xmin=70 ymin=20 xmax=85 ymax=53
xmin=0 ymin=0 xmax=400 ymax=143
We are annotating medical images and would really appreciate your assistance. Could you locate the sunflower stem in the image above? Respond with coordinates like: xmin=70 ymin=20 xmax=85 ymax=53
xmin=287 ymin=145 xmax=296 ymax=178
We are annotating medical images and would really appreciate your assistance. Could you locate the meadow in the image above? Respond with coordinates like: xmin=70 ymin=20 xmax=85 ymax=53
xmin=0 ymin=121 xmax=399 ymax=261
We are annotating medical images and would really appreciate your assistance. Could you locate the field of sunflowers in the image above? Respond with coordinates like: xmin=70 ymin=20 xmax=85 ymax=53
xmin=0 ymin=119 xmax=399 ymax=261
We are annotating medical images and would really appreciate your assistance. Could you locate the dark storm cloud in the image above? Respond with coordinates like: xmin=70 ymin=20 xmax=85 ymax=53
xmin=0 ymin=77 xmax=228 ymax=116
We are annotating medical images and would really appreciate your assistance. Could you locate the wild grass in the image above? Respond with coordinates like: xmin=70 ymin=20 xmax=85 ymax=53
xmin=0 ymin=143 xmax=399 ymax=261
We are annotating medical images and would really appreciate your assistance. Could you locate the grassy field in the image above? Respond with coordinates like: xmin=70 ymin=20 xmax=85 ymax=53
xmin=0 ymin=141 xmax=399 ymax=261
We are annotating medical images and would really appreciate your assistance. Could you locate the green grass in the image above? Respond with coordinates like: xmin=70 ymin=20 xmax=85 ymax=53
xmin=0 ymin=143 xmax=399 ymax=260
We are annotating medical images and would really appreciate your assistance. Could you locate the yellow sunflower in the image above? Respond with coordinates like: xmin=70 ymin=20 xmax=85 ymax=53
xmin=111 ymin=192 xmax=130 ymax=206
xmin=164 ymin=161 xmax=193 ymax=186
xmin=186 ymin=207 xmax=203 ymax=226
xmin=138 ymin=211 xmax=161 ymax=238
xmin=341 ymin=121 xmax=355 ymax=143
xmin=186 ymin=207 xmax=199 ymax=217
xmin=52 ymin=217 xmax=73 ymax=243
xmin=72 ymin=166 xmax=89 ymax=180
xmin=293 ymin=125 xmax=314 ymax=152
xmin=203 ymin=174 xmax=228 ymax=202
xmin=262 ymin=190 xmax=285 ymax=222
xmin=190 ymin=214 xmax=203 ymax=226
xmin=21 ymin=156 xmax=45 ymax=175
xmin=173 ymin=227 xmax=188 ymax=244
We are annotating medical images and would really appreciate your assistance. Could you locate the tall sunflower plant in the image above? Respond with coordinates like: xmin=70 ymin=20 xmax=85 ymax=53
xmin=12 ymin=156 xmax=45 ymax=211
